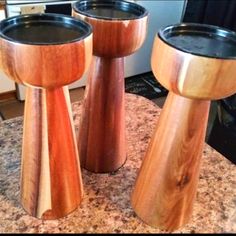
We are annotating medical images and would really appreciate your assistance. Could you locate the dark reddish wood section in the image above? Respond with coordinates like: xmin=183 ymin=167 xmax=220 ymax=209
xmin=79 ymin=57 xmax=126 ymax=173
xmin=72 ymin=11 xmax=148 ymax=58
xmin=73 ymin=7 xmax=148 ymax=173
xmin=21 ymin=87 xmax=83 ymax=219
xmin=46 ymin=87 xmax=83 ymax=219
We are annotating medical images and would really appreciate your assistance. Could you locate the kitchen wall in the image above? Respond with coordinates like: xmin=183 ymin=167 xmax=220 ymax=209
xmin=0 ymin=4 xmax=16 ymax=94
xmin=125 ymin=0 xmax=186 ymax=77
xmin=0 ymin=72 xmax=16 ymax=93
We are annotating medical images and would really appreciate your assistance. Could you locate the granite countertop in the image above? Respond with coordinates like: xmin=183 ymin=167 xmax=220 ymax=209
xmin=0 ymin=93 xmax=235 ymax=233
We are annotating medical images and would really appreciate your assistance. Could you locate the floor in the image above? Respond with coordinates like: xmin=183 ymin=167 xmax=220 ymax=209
xmin=0 ymin=87 xmax=87 ymax=120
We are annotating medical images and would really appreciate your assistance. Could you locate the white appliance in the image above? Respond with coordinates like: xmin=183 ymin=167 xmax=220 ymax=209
xmin=6 ymin=0 xmax=186 ymax=101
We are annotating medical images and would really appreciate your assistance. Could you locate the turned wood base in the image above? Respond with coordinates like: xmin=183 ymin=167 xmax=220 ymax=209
xmin=78 ymin=56 xmax=126 ymax=173
xmin=131 ymin=92 xmax=210 ymax=231
xmin=20 ymin=86 xmax=83 ymax=219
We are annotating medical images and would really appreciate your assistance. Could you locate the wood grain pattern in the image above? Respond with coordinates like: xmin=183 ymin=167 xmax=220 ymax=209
xmin=131 ymin=92 xmax=210 ymax=231
xmin=151 ymin=34 xmax=236 ymax=100
xmin=132 ymin=28 xmax=236 ymax=231
xmin=78 ymin=56 xmax=126 ymax=173
xmin=72 ymin=10 xmax=148 ymax=58
xmin=21 ymin=87 xmax=83 ymax=219
xmin=73 ymin=4 xmax=148 ymax=172
xmin=0 ymin=17 xmax=93 ymax=219
xmin=0 ymin=34 xmax=92 ymax=88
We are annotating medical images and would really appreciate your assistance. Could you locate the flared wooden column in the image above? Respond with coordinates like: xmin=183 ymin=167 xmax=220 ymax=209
xmin=131 ymin=92 xmax=210 ymax=231
xmin=21 ymin=86 xmax=83 ymax=220
xmin=78 ymin=56 xmax=126 ymax=173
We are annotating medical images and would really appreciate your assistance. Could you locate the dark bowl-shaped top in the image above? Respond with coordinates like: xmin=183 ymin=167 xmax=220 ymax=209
xmin=73 ymin=0 xmax=148 ymax=21
xmin=0 ymin=13 xmax=92 ymax=45
xmin=0 ymin=13 xmax=93 ymax=88
xmin=158 ymin=23 xmax=236 ymax=59
xmin=151 ymin=23 xmax=236 ymax=100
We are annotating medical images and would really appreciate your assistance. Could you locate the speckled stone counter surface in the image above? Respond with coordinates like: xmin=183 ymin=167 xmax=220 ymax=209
xmin=0 ymin=93 xmax=235 ymax=233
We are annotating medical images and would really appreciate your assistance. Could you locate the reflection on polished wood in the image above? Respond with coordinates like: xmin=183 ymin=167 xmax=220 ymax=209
xmin=132 ymin=92 xmax=210 ymax=230
xmin=131 ymin=27 xmax=236 ymax=231
xmin=151 ymin=35 xmax=236 ymax=100
xmin=1 ymin=35 xmax=92 ymax=89
xmin=21 ymin=87 xmax=84 ymax=219
xmin=72 ymin=1 xmax=148 ymax=173
xmin=0 ymin=14 xmax=93 ymax=219
xmin=78 ymin=56 xmax=126 ymax=172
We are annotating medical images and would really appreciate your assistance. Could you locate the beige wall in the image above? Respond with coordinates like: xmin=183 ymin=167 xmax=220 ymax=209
xmin=0 ymin=8 xmax=16 ymax=93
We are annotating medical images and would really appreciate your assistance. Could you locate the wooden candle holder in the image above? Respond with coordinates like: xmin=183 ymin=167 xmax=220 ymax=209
xmin=131 ymin=23 xmax=236 ymax=231
xmin=72 ymin=0 xmax=148 ymax=173
xmin=0 ymin=14 xmax=92 ymax=219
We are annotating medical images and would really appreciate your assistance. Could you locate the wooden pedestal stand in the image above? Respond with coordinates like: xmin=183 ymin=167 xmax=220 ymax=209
xmin=73 ymin=0 xmax=148 ymax=173
xmin=131 ymin=23 xmax=236 ymax=231
xmin=0 ymin=14 xmax=92 ymax=219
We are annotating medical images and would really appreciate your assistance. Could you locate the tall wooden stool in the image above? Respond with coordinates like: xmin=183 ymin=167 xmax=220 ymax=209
xmin=0 ymin=14 xmax=92 ymax=219
xmin=72 ymin=0 xmax=148 ymax=173
xmin=131 ymin=23 xmax=236 ymax=231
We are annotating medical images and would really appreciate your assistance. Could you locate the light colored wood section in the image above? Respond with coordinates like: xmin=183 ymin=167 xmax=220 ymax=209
xmin=0 ymin=34 xmax=92 ymax=88
xmin=21 ymin=88 xmax=45 ymax=217
xmin=37 ymin=89 xmax=51 ymax=218
xmin=21 ymin=87 xmax=83 ymax=219
xmin=78 ymin=56 xmax=126 ymax=173
xmin=131 ymin=92 xmax=210 ymax=231
xmin=72 ymin=10 xmax=148 ymax=58
xmin=132 ymin=24 xmax=236 ymax=231
xmin=151 ymin=35 xmax=236 ymax=100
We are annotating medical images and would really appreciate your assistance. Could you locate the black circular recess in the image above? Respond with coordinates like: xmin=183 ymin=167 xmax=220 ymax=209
xmin=158 ymin=23 xmax=236 ymax=59
xmin=73 ymin=0 xmax=148 ymax=20
xmin=0 ymin=13 xmax=92 ymax=45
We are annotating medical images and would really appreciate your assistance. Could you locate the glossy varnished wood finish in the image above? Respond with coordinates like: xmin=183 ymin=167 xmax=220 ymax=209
xmin=131 ymin=92 xmax=210 ymax=231
xmin=21 ymin=87 xmax=83 ymax=219
xmin=131 ymin=33 xmax=236 ymax=231
xmin=72 ymin=11 xmax=148 ymax=58
xmin=0 ymin=35 xmax=92 ymax=88
xmin=73 ymin=7 xmax=148 ymax=173
xmin=0 ymin=21 xmax=92 ymax=218
xmin=151 ymin=35 xmax=236 ymax=100
xmin=79 ymin=57 xmax=126 ymax=172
